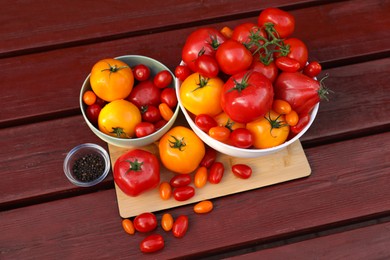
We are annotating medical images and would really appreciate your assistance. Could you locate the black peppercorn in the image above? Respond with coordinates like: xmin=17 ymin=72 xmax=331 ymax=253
xmin=72 ymin=153 xmax=105 ymax=182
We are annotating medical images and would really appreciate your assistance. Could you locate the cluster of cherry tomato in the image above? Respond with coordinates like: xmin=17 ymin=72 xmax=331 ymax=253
xmin=82 ymin=58 xmax=177 ymax=139
xmin=176 ymin=7 xmax=329 ymax=149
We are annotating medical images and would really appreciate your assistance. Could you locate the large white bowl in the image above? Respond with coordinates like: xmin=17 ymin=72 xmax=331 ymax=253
xmin=175 ymin=77 xmax=318 ymax=158
xmin=80 ymin=55 xmax=179 ymax=148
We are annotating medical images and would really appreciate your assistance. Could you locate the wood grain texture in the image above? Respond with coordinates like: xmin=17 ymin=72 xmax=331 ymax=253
xmin=1 ymin=0 xmax=389 ymax=128
xmin=1 ymin=132 xmax=389 ymax=259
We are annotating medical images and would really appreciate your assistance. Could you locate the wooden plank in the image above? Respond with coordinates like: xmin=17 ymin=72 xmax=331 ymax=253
xmin=0 ymin=0 xmax=321 ymax=57
xmin=1 ymin=132 xmax=389 ymax=259
xmin=229 ymin=221 xmax=390 ymax=259
xmin=1 ymin=0 xmax=389 ymax=128
xmin=110 ymin=140 xmax=311 ymax=218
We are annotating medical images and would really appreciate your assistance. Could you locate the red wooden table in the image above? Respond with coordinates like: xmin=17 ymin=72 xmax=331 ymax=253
xmin=1 ymin=0 xmax=390 ymax=259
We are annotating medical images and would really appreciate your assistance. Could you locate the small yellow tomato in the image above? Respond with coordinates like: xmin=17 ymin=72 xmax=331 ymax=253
xmin=158 ymin=182 xmax=172 ymax=200
xmin=161 ymin=213 xmax=174 ymax=231
xmin=122 ymin=219 xmax=135 ymax=235
xmin=194 ymin=166 xmax=208 ymax=188
xmin=193 ymin=200 xmax=213 ymax=214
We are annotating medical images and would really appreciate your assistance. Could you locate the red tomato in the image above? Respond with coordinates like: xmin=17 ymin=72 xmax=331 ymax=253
xmin=160 ymin=88 xmax=178 ymax=109
xmin=175 ymin=65 xmax=191 ymax=81
xmin=182 ymin=27 xmax=226 ymax=72
xmin=172 ymin=215 xmax=189 ymax=238
xmin=290 ymin=113 xmax=310 ymax=135
xmin=195 ymin=54 xmax=219 ymax=78
xmin=232 ymin=164 xmax=252 ymax=179
xmin=229 ymin=128 xmax=254 ymax=148
xmin=278 ymin=38 xmax=308 ymax=70
xmin=221 ymin=70 xmax=274 ymax=123
xmin=173 ymin=186 xmax=195 ymax=201
xmin=94 ymin=96 xmax=106 ymax=108
xmin=303 ymin=61 xmax=322 ymax=78
xmin=208 ymin=162 xmax=224 ymax=184
xmin=135 ymin=122 xmax=156 ymax=138
xmin=216 ymin=39 xmax=253 ymax=75
xmin=139 ymin=234 xmax=164 ymax=253
xmin=133 ymin=212 xmax=158 ymax=233
xmin=258 ymin=7 xmax=295 ymax=39
xmin=133 ymin=64 xmax=151 ymax=81
xmin=154 ymin=119 xmax=167 ymax=131
xmin=86 ymin=103 xmax=101 ymax=125
xmin=274 ymin=72 xmax=329 ymax=115
xmin=141 ymin=105 xmax=162 ymax=123
xmin=231 ymin=22 xmax=266 ymax=52
xmin=113 ymin=149 xmax=160 ymax=197
xmin=200 ymin=147 xmax=217 ymax=168
xmin=170 ymin=174 xmax=192 ymax=188
xmin=127 ymin=80 xmax=161 ymax=108
xmin=250 ymin=59 xmax=279 ymax=83
xmin=275 ymin=56 xmax=301 ymax=72
xmin=195 ymin=114 xmax=218 ymax=133
xmin=154 ymin=70 xmax=173 ymax=89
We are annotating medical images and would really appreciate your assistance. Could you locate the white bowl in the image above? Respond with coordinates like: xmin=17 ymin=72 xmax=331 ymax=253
xmin=80 ymin=55 xmax=179 ymax=148
xmin=175 ymin=77 xmax=319 ymax=158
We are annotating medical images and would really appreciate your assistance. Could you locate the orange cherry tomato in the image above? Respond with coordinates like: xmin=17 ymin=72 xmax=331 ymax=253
xmin=208 ymin=126 xmax=230 ymax=142
xmin=193 ymin=200 xmax=213 ymax=214
xmin=82 ymin=90 xmax=97 ymax=105
xmin=220 ymin=26 xmax=233 ymax=39
xmin=159 ymin=182 xmax=172 ymax=200
xmin=161 ymin=213 xmax=174 ymax=231
xmin=122 ymin=219 xmax=135 ymax=235
xmin=285 ymin=110 xmax=299 ymax=126
xmin=159 ymin=102 xmax=174 ymax=121
xmin=194 ymin=166 xmax=208 ymax=188
xmin=214 ymin=111 xmax=246 ymax=131
xmin=272 ymin=99 xmax=292 ymax=115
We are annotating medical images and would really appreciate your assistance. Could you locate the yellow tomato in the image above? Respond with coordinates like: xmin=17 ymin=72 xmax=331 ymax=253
xmin=159 ymin=126 xmax=205 ymax=174
xmin=246 ymin=110 xmax=290 ymax=149
xmin=98 ymin=99 xmax=141 ymax=138
xmin=180 ymin=73 xmax=224 ymax=116
xmin=90 ymin=58 xmax=134 ymax=102
xmin=213 ymin=111 xmax=246 ymax=130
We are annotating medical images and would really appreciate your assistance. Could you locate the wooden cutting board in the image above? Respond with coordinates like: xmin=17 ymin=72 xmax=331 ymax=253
xmin=108 ymin=139 xmax=311 ymax=218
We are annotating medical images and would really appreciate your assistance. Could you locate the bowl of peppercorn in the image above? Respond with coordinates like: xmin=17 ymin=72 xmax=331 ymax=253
xmin=63 ymin=143 xmax=110 ymax=187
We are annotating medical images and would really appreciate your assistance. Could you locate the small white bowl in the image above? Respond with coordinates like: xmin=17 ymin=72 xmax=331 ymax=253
xmin=175 ymin=77 xmax=319 ymax=158
xmin=80 ymin=55 xmax=180 ymax=148
xmin=63 ymin=143 xmax=110 ymax=187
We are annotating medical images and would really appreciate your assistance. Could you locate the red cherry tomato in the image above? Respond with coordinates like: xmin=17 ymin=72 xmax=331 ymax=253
xmin=160 ymin=88 xmax=178 ymax=109
xmin=303 ymin=61 xmax=322 ymax=78
xmin=172 ymin=215 xmax=189 ymax=238
xmin=258 ymin=7 xmax=295 ymax=39
xmin=277 ymin=38 xmax=308 ymax=70
xmin=216 ymin=39 xmax=253 ymax=75
xmin=86 ymin=103 xmax=101 ymax=125
xmin=154 ymin=70 xmax=173 ymax=89
xmin=170 ymin=174 xmax=192 ymax=188
xmin=133 ymin=212 xmax=157 ymax=233
xmin=229 ymin=128 xmax=254 ymax=148
xmin=290 ymin=113 xmax=310 ymax=135
xmin=275 ymin=56 xmax=301 ymax=72
xmin=232 ymin=164 xmax=252 ymax=179
xmin=127 ymin=80 xmax=161 ymax=108
xmin=173 ymin=186 xmax=195 ymax=201
xmin=195 ymin=114 xmax=218 ymax=133
xmin=133 ymin=64 xmax=151 ymax=81
xmin=200 ymin=147 xmax=217 ymax=168
xmin=135 ymin=122 xmax=156 ymax=138
xmin=139 ymin=234 xmax=164 ymax=253
xmin=208 ymin=162 xmax=224 ymax=184
xmin=250 ymin=59 xmax=279 ymax=83
xmin=195 ymin=54 xmax=219 ymax=78
xmin=175 ymin=65 xmax=191 ymax=81
xmin=154 ymin=119 xmax=167 ymax=131
xmin=141 ymin=105 xmax=162 ymax=123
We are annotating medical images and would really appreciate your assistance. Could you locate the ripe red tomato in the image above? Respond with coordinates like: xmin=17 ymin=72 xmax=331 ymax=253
xmin=154 ymin=70 xmax=173 ymax=89
xmin=127 ymin=80 xmax=161 ymax=108
xmin=195 ymin=114 xmax=218 ymax=133
xmin=215 ymin=39 xmax=253 ymax=75
xmin=232 ymin=164 xmax=252 ymax=179
xmin=200 ymin=147 xmax=217 ymax=168
xmin=303 ymin=61 xmax=322 ymax=78
xmin=139 ymin=234 xmax=164 ymax=253
xmin=250 ymin=59 xmax=279 ymax=83
xmin=172 ymin=215 xmax=189 ymax=238
xmin=154 ymin=119 xmax=167 ymax=131
xmin=231 ymin=22 xmax=266 ymax=52
xmin=135 ymin=122 xmax=155 ymax=138
xmin=86 ymin=103 xmax=102 ymax=125
xmin=173 ymin=186 xmax=195 ymax=201
xmin=182 ymin=27 xmax=226 ymax=72
xmin=221 ymin=70 xmax=274 ymax=123
xmin=229 ymin=128 xmax=254 ymax=148
xmin=141 ymin=105 xmax=162 ymax=123
xmin=208 ymin=162 xmax=224 ymax=184
xmin=113 ymin=149 xmax=160 ymax=197
xmin=258 ymin=7 xmax=295 ymax=39
xmin=175 ymin=65 xmax=191 ymax=81
xmin=274 ymin=71 xmax=329 ymax=115
xmin=133 ymin=64 xmax=150 ymax=81
xmin=275 ymin=56 xmax=301 ymax=72
xmin=278 ymin=38 xmax=308 ymax=70
xmin=194 ymin=54 xmax=219 ymax=78
xmin=160 ymin=87 xmax=178 ymax=109
xmin=170 ymin=174 xmax=192 ymax=188
xmin=133 ymin=212 xmax=158 ymax=233
xmin=290 ymin=113 xmax=310 ymax=135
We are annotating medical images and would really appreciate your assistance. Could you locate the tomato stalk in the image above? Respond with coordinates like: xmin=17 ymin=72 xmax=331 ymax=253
xmin=228 ymin=72 xmax=251 ymax=93
xmin=192 ymin=74 xmax=209 ymax=92
xmin=264 ymin=112 xmax=288 ymax=138
xmin=125 ymin=159 xmax=144 ymax=173
xmin=318 ymin=74 xmax=332 ymax=101
xmin=206 ymin=33 xmax=223 ymax=51
xmin=168 ymin=135 xmax=186 ymax=151
xmin=110 ymin=127 xmax=128 ymax=138
xmin=101 ymin=62 xmax=129 ymax=76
